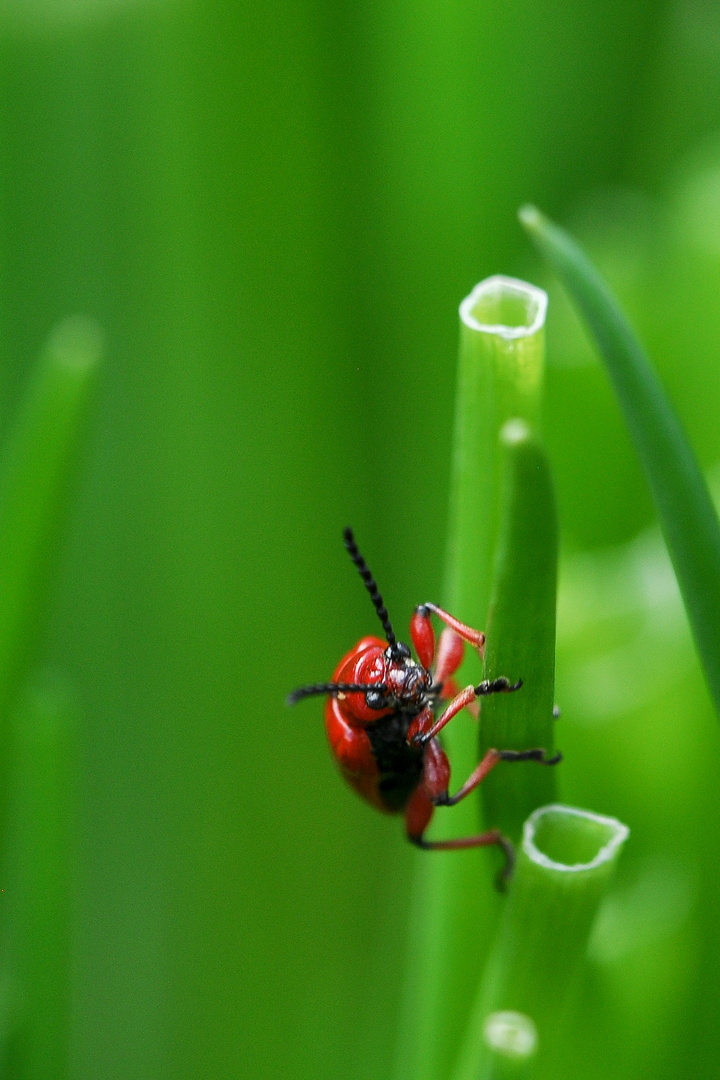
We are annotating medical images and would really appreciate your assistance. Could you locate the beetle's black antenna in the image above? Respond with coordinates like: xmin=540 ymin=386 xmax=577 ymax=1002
xmin=287 ymin=682 xmax=387 ymax=706
xmin=343 ymin=527 xmax=397 ymax=647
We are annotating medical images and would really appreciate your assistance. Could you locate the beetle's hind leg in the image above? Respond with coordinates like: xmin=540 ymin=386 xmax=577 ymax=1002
xmin=404 ymin=741 xmax=515 ymax=886
xmin=405 ymin=740 xmax=562 ymax=886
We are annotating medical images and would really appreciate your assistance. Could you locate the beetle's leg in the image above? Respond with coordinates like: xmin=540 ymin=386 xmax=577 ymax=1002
xmin=432 ymin=746 xmax=562 ymax=808
xmin=433 ymin=627 xmax=465 ymax=685
xmin=404 ymin=744 xmax=515 ymax=885
xmin=416 ymin=603 xmax=486 ymax=659
xmin=407 ymin=688 xmax=473 ymax=744
xmin=437 ymin=676 xmax=461 ymax=703
xmin=498 ymin=747 xmax=562 ymax=765
xmin=406 ymin=706 xmax=435 ymax=745
xmin=433 ymin=635 xmax=479 ymax=716
xmin=410 ymin=679 xmax=522 ymax=746
xmin=411 ymin=607 xmax=485 ymax=721
xmin=410 ymin=824 xmax=514 ymax=878
xmin=410 ymin=608 xmax=436 ymax=669
xmin=410 ymin=603 xmax=486 ymax=674
xmin=410 ymin=613 xmax=473 ymax=713
xmin=409 ymin=684 xmax=475 ymax=743
xmin=432 ymin=748 xmax=503 ymax=805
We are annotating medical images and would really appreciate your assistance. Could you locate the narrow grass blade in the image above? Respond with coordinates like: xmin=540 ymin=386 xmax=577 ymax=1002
xmin=480 ymin=421 xmax=558 ymax=840
xmin=394 ymin=278 xmax=547 ymax=1080
xmin=520 ymin=204 xmax=720 ymax=719
xmin=452 ymin=805 xmax=629 ymax=1080
xmin=0 ymin=317 xmax=102 ymax=725
xmin=5 ymin=680 xmax=75 ymax=1080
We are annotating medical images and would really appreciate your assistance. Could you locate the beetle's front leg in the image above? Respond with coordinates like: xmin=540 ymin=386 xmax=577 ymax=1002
xmin=416 ymin=603 xmax=486 ymax=656
xmin=410 ymin=605 xmax=495 ymax=725
xmin=406 ymin=706 xmax=435 ymax=745
xmin=410 ymin=603 xmax=487 ymax=678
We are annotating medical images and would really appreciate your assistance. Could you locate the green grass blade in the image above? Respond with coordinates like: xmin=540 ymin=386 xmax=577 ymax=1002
xmin=453 ymin=805 xmax=629 ymax=1080
xmin=520 ymin=204 xmax=720 ymax=720
xmin=480 ymin=421 xmax=558 ymax=840
xmin=0 ymin=316 xmax=102 ymax=724
xmin=394 ymin=278 xmax=548 ymax=1080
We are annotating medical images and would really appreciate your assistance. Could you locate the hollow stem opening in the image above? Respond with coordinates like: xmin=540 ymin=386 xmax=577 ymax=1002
xmin=525 ymin=805 xmax=630 ymax=872
xmin=452 ymin=805 xmax=629 ymax=1080
xmin=459 ymin=276 xmax=547 ymax=339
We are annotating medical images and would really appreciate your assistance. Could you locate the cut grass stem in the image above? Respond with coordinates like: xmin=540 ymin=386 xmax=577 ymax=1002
xmin=394 ymin=277 xmax=549 ymax=1080
xmin=452 ymin=805 xmax=629 ymax=1080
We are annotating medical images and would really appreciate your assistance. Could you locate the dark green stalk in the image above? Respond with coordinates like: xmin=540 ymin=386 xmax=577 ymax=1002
xmin=520 ymin=204 xmax=720 ymax=720
xmin=480 ymin=421 xmax=558 ymax=840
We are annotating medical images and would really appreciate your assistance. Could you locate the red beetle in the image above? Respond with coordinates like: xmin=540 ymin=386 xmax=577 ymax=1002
xmin=289 ymin=528 xmax=560 ymax=876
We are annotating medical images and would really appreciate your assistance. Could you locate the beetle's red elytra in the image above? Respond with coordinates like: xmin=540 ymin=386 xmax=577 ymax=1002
xmin=288 ymin=528 xmax=561 ymax=880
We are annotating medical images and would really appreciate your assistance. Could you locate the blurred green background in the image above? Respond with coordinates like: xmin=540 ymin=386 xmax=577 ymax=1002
xmin=2 ymin=0 xmax=720 ymax=1077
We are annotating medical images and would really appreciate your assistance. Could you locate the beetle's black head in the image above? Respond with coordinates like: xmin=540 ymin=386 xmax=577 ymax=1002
xmin=382 ymin=642 xmax=431 ymax=712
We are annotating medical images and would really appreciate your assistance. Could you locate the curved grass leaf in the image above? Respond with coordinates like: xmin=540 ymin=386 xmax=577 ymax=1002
xmin=520 ymin=205 xmax=720 ymax=720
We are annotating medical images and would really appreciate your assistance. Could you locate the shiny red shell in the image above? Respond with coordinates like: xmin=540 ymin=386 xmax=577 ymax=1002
xmin=324 ymin=636 xmax=392 ymax=812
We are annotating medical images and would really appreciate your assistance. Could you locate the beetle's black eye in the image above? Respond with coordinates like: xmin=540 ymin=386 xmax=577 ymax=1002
xmin=365 ymin=689 xmax=388 ymax=710
xmin=391 ymin=642 xmax=411 ymax=660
